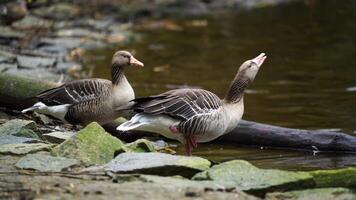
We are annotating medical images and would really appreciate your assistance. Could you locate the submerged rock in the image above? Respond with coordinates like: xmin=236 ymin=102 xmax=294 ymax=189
xmin=0 ymin=143 xmax=53 ymax=155
xmin=266 ymin=187 xmax=356 ymax=200
xmin=0 ymin=119 xmax=40 ymax=139
xmin=15 ymin=153 xmax=80 ymax=172
xmin=84 ymin=152 xmax=211 ymax=178
xmin=52 ymin=122 xmax=124 ymax=166
xmin=193 ymin=160 xmax=314 ymax=196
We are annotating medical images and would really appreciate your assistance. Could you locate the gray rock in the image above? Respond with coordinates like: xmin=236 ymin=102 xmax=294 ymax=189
xmin=0 ymin=26 xmax=25 ymax=39
xmin=12 ymin=15 xmax=53 ymax=29
xmin=43 ymin=131 xmax=75 ymax=144
xmin=193 ymin=160 xmax=315 ymax=196
xmin=32 ymin=3 xmax=80 ymax=20
xmin=84 ymin=152 xmax=211 ymax=178
xmin=266 ymin=187 xmax=356 ymax=200
xmin=40 ymin=37 xmax=82 ymax=50
xmin=17 ymin=55 xmax=56 ymax=69
xmin=5 ymin=68 xmax=62 ymax=82
xmin=15 ymin=153 xmax=80 ymax=172
xmin=0 ymin=119 xmax=40 ymax=139
xmin=0 ymin=135 xmax=40 ymax=145
xmin=0 ymin=143 xmax=54 ymax=155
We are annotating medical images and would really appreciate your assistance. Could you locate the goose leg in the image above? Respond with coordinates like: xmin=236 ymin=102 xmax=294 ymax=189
xmin=184 ymin=135 xmax=197 ymax=156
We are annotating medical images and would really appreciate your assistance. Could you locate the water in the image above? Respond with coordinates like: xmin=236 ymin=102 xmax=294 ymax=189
xmin=84 ymin=0 xmax=356 ymax=170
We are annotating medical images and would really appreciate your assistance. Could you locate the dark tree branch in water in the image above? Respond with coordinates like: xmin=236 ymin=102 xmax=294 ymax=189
xmin=219 ymin=120 xmax=356 ymax=152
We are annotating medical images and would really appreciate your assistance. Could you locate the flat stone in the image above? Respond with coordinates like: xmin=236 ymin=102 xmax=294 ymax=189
xmin=55 ymin=28 xmax=105 ymax=40
xmin=0 ymin=134 xmax=40 ymax=145
xmin=193 ymin=160 xmax=315 ymax=196
xmin=17 ymin=55 xmax=56 ymax=69
xmin=5 ymin=67 xmax=62 ymax=82
xmin=40 ymin=37 xmax=82 ymax=50
xmin=12 ymin=15 xmax=53 ymax=29
xmin=84 ymin=152 xmax=211 ymax=178
xmin=43 ymin=131 xmax=75 ymax=144
xmin=52 ymin=122 xmax=124 ymax=166
xmin=0 ymin=26 xmax=25 ymax=39
xmin=0 ymin=119 xmax=40 ymax=139
xmin=0 ymin=143 xmax=53 ymax=155
xmin=266 ymin=187 xmax=356 ymax=200
xmin=33 ymin=3 xmax=80 ymax=20
xmin=15 ymin=153 xmax=80 ymax=172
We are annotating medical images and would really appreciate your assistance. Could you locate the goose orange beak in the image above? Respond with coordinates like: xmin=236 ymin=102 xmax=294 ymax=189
xmin=251 ymin=53 xmax=267 ymax=67
xmin=130 ymin=56 xmax=144 ymax=67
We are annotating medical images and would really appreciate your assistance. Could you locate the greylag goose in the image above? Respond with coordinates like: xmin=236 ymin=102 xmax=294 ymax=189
xmin=117 ymin=53 xmax=266 ymax=155
xmin=22 ymin=50 xmax=144 ymax=125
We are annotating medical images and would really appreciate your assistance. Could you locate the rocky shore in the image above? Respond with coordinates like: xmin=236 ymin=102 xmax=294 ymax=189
xmin=1 ymin=1 xmax=355 ymax=199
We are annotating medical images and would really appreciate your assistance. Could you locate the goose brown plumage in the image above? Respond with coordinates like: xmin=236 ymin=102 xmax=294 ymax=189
xmin=117 ymin=53 xmax=266 ymax=155
xmin=22 ymin=50 xmax=144 ymax=125
xmin=0 ymin=0 xmax=27 ymax=25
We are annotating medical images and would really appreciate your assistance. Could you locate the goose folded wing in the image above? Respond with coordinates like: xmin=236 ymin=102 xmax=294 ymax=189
xmin=36 ymin=79 xmax=111 ymax=106
xmin=131 ymin=89 xmax=223 ymax=120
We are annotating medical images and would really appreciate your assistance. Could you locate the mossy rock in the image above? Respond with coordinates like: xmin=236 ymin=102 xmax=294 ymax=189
xmin=266 ymin=187 xmax=356 ymax=200
xmin=309 ymin=167 xmax=356 ymax=188
xmin=0 ymin=119 xmax=40 ymax=139
xmin=84 ymin=152 xmax=211 ymax=178
xmin=193 ymin=160 xmax=315 ymax=196
xmin=115 ymin=139 xmax=157 ymax=155
xmin=52 ymin=122 xmax=124 ymax=166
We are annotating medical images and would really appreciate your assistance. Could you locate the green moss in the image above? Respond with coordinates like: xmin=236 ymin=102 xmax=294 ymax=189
xmin=309 ymin=167 xmax=356 ymax=188
xmin=193 ymin=160 xmax=315 ymax=196
xmin=52 ymin=122 xmax=124 ymax=166
xmin=115 ymin=139 xmax=156 ymax=154
xmin=266 ymin=187 xmax=356 ymax=200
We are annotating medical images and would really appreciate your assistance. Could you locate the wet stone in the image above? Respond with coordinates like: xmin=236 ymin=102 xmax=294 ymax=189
xmin=193 ymin=160 xmax=315 ymax=196
xmin=0 ymin=26 xmax=26 ymax=39
xmin=17 ymin=55 xmax=56 ymax=69
xmin=0 ymin=135 xmax=40 ymax=145
xmin=266 ymin=187 xmax=356 ymax=200
xmin=12 ymin=15 xmax=53 ymax=29
xmin=84 ymin=152 xmax=211 ymax=178
xmin=115 ymin=139 xmax=157 ymax=155
xmin=15 ymin=153 xmax=80 ymax=172
xmin=0 ymin=143 xmax=54 ymax=155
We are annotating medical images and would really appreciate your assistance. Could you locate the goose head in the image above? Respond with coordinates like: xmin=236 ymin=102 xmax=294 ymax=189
xmin=112 ymin=50 xmax=144 ymax=68
xmin=237 ymin=53 xmax=266 ymax=81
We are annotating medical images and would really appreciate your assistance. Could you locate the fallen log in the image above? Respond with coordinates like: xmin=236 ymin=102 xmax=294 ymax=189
xmin=219 ymin=120 xmax=356 ymax=152
xmin=0 ymin=74 xmax=355 ymax=152
xmin=0 ymin=73 xmax=59 ymax=109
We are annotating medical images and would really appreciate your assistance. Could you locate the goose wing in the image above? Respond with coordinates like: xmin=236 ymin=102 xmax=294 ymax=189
xmin=36 ymin=79 xmax=112 ymax=106
xmin=128 ymin=88 xmax=223 ymax=120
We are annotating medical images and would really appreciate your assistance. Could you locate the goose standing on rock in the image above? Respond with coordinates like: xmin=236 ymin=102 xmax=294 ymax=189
xmin=117 ymin=53 xmax=266 ymax=155
xmin=22 ymin=50 xmax=144 ymax=125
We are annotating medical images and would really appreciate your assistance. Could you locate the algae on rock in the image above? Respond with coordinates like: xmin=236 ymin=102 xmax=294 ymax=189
xmin=309 ymin=167 xmax=356 ymax=188
xmin=0 ymin=119 xmax=40 ymax=139
xmin=193 ymin=160 xmax=315 ymax=195
xmin=115 ymin=139 xmax=157 ymax=154
xmin=51 ymin=122 xmax=124 ymax=166
xmin=266 ymin=187 xmax=356 ymax=200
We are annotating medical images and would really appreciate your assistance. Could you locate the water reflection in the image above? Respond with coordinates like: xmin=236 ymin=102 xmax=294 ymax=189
xmin=85 ymin=0 xmax=356 ymax=169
